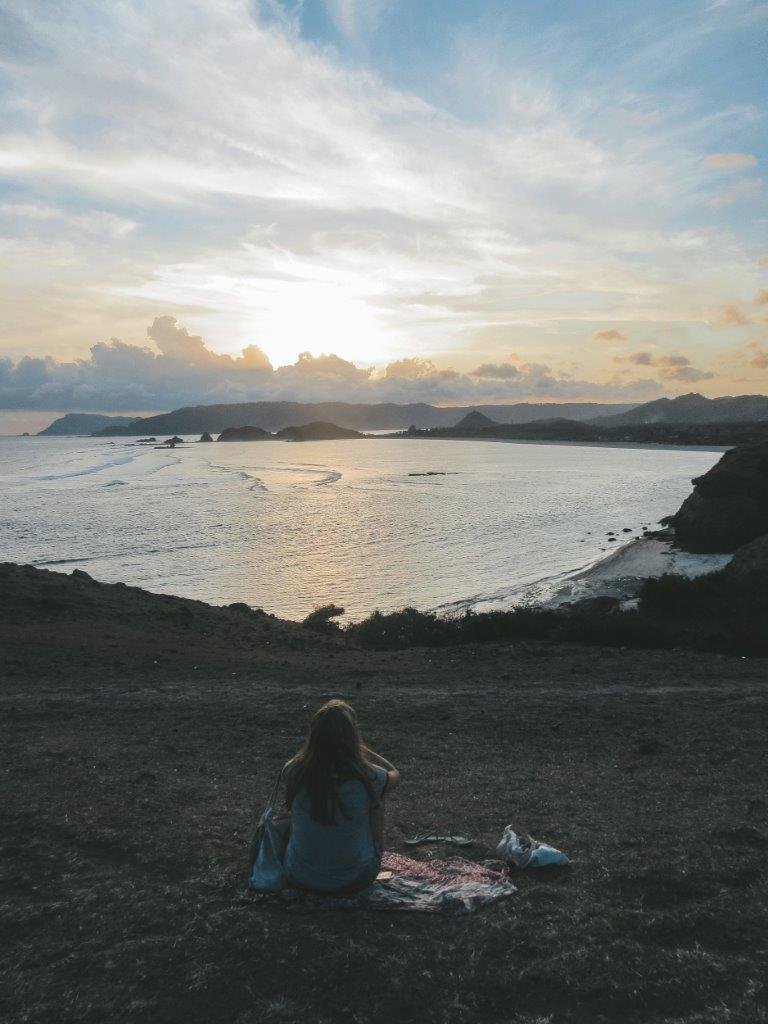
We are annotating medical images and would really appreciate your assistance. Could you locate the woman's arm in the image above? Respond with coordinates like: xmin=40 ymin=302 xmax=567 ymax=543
xmin=364 ymin=746 xmax=400 ymax=789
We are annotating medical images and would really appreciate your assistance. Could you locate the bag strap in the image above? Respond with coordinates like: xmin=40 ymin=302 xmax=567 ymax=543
xmin=263 ymin=761 xmax=289 ymax=819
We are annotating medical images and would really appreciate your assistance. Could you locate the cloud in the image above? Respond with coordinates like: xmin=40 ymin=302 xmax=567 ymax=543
xmin=710 ymin=303 xmax=752 ymax=327
xmin=0 ymin=202 xmax=137 ymax=238
xmin=381 ymin=357 xmax=437 ymax=380
xmin=0 ymin=317 xmax=665 ymax=411
xmin=710 ymin=178 xmax=763 ymax=208
xmin=618 ymin=351 xmax=713 ymax=382
xmin=0 ymin=0 xmax=762 ymax=388
xmin=591 ymin=329 xmax=627 ymax=343
xmin=471 ymin=362 xmax=522 ymax=380
xmin=754 ymin=289 xmax=768 ymax=305
xmin=323 ymin=0 xmax=393 ymax=40
xmin=701 ymin=153 xmax=758 ymax=171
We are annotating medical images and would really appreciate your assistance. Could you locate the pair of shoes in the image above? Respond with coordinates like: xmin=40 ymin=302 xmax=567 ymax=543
xmin=403 ymin=832 xmax=473 ymax=847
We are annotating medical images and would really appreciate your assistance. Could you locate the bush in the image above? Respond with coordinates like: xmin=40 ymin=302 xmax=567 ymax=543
xmin=343 ymin=582 xmax=768 ymax=656
xmin=302 ymin=603 xmax=345 ymax=635
xmin=638 ymin=571 xmax=768 ymax=655
xmin=345 ymin=607 xmax=455 ymax=649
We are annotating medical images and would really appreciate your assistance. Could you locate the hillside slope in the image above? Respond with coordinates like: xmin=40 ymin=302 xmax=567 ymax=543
xmin=1 ymin=562 xmax=766 ymax=1024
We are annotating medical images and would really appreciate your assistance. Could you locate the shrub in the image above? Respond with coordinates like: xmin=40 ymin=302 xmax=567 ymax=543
xmin=302 ymin=603 xmax=345 ymax=635
xmin=346 ymin=607 xmax=455 ymax=649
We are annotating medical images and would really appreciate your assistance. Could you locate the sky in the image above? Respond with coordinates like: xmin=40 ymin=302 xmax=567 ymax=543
xmin=0 ymin=0 xmax=767 ymax=431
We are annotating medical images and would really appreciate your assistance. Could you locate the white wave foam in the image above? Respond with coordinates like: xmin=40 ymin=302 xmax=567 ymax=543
xmin=32 ymin=451 xmax=138 ymax=481
xmin=315 ymin=470 xmax=342 ymax=486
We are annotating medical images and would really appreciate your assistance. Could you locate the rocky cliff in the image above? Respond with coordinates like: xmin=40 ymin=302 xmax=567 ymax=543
xmin=672 ymin=440 xmax=768 ymax=552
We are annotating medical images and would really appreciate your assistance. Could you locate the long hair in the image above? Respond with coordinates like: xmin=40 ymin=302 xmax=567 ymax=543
xmin=286 ymin=700 xmax=375 ymax=825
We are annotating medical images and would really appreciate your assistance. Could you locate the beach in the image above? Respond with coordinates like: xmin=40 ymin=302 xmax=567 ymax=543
xmin=2 ymin=562 xmax=766 ymax=1024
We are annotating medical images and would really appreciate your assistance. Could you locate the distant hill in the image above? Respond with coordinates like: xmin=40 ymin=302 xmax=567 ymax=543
xmin=593 ymin=393 xmax=768 ymax=427
xmin=454 ymin=410 xmax=498 ymax=429
xmin=217 ymin=426 xmax=273 ymax=442
xmin=408 ymin=416 xmax=768 ymax=447
xmin=276 ymin=421 xmax=364 ymax=442
xmin=91 ymin=400 xmax=638 ymax=436
xmin=38 ymin=413 xmax=136 ymax=436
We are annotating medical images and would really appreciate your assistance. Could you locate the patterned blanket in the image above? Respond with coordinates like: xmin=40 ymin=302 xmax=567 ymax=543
xmin=248 ymin=852 xmax=516 ymax=917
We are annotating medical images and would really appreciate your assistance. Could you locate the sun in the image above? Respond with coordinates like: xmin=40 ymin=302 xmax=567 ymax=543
xmin=255 ymin=279 xmax=394 ymax=369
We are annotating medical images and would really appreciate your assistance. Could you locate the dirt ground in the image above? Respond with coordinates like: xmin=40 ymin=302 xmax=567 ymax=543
xmin=1 ymin=563 xmax=767 ymax=1024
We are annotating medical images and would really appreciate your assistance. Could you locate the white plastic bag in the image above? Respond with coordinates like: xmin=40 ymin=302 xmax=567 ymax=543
xmin=496 ymin=825 xmax=570 ymax=868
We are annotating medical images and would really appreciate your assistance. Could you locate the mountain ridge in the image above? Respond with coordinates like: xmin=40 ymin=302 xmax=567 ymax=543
xmin=83 ymin=400 xmax=637 ymax=436
xmin=592 ymin=392 xmax=768 ymax=426
xmin=37 ymin=413 xmax=136 ymax=436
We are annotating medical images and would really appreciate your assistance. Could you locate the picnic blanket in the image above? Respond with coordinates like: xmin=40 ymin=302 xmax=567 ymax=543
xmin=248 ymin=852 xmax=516 ymax=917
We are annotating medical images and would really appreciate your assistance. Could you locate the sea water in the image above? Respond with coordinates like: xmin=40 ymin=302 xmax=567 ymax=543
xmin=0 ymin=435 xmax=724 ymax=620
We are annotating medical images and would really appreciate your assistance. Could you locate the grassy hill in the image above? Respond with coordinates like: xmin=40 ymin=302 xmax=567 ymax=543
xmin=1 ymin=563 xmax=766 ymax=1024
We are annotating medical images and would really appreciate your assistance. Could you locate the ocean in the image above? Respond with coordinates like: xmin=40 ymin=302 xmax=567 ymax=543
xmin=0 ymin=435 xmax=726 ymax=620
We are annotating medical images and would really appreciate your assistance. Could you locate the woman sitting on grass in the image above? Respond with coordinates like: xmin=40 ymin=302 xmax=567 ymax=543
xmin=283 ymin=699 xmax=400 ymax=894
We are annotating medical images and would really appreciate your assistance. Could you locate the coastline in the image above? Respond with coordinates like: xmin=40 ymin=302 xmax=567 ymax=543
xmin=432 ymin=534 xmax=732 ymax=617
xmin=381 ymin=433 xmax=733 ymax=454
xmin=5 ymin=432 xmax=735 ymax=454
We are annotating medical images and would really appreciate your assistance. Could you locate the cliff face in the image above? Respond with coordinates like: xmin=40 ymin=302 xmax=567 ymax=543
xmin=672 ymin=440 xmax=768 ymax=552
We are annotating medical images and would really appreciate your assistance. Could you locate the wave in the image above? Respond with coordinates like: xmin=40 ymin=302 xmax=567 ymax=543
xmin=236 ymin=470 xmax=268 ymax=492
xmin=31 ymin=451 xmax=139 ymax=481
xmin=203 ymin=460 xmax=268 ymax=492
xmin=32 ymin=540 xmax=220 ymax=569
xmin=315 ymin=470 xmax=342 ymax=486
xmin=434 ymin=536 xmax=733 ymax=616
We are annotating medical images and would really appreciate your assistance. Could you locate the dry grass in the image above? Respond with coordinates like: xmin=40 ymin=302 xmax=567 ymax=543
xmin=1 ymin=564 xmax=767 ymax=1023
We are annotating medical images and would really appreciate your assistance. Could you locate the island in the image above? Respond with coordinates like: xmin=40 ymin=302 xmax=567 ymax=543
xmin=216 ymin=422 xmax=365 ymax=442
xmin=276 ymin=421 xmax=364 ymax=442
xmin=217 ymin=425 xmax=273 ymax=442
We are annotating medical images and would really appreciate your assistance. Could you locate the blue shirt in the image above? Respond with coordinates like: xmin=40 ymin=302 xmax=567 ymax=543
xmin=284 ymin=764 xmax=388 ymax=893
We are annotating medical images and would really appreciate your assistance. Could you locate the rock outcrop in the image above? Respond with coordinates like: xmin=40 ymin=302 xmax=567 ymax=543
xmin=199 ymin=432 xmax=214 ymax=442
xmin=721 ymin=534 xmax=768 ymax=592
xmin=217 ymin=426 xmax=272 ymax=442
xmin=671 ymin=440 xmax=768 ymax=552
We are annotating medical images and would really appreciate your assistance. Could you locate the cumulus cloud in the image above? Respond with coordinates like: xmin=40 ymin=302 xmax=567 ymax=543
xmin=471 ymin=362 xmax=522 ymax=380
xmin=754 ymin=289 xmax=768 ymax=305
xmin=0 ymin=317 xmax=665 ymax=411
xmin=617 ymin=350 xmax=713 ymax=383
xmin=591 ymin=329 xmax=627 ymax=343
xmin=701 ymin=153 xmax=758 ymax=171
xmin=382 ymin=358 xmax=438 ymax=380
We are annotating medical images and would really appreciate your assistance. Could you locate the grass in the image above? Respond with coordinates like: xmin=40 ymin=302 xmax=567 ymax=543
xmin=1 ymin=563 xmax=767 ymax=1023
